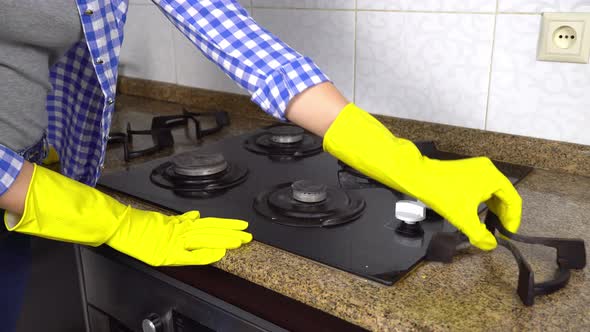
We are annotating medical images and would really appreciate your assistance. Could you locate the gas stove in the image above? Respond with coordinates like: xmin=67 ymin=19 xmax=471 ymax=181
xmin=99 ymin=124 xmax=532 ymax=285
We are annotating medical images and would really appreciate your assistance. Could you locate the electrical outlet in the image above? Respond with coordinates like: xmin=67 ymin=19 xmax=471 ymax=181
xmin=537 ymin=12 xmax=590 ymax=63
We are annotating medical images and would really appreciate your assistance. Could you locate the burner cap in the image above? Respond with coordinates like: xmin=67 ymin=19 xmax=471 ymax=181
xmin=243 ymin=124 xmax=323 ymax=159
xmin=172 ymin=152 xmax=228 ymax=176
xmin=291 ymin=180 xmax=327 ymax=203
xmin=244 ymin=124 xmax=323 ymax=162
xmin=269 ymin=126 xmax=304 ymax=144
xmin=151 ymin=155 xmax=248 ymax=198
xmin=254 ymin=182 xmax=365 ymax=227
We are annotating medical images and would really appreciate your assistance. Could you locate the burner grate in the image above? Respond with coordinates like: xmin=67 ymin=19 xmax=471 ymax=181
xmin=108 ymin=108 xmax=230 ymax=161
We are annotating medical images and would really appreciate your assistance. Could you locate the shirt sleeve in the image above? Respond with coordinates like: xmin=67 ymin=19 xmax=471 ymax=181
xmin=152 ymin=0 xmax=331 ymax=121
xmin=0 ymin=144 xmax=25 ymax=197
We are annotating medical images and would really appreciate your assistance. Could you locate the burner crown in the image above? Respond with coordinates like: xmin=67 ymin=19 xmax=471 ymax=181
xmin=172 ymin=152 xmax=228 ymax=176
xmin=291 ymin=180 xmax=328 ymax=203
xmin=269 ymin=126 xmax=305 ymax=144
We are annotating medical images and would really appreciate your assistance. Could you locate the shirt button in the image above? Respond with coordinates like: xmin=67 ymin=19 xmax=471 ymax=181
xmin=107 ymin=97 xmax=115 ymax=105
xmin=96 ymin=58 xmax=104 ymax=64
xmin=84 ymin=9 xmax=94 ymax=15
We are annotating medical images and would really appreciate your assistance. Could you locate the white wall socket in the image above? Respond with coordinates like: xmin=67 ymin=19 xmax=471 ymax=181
xmin=537 ymin=12 xmax=590 ymax=64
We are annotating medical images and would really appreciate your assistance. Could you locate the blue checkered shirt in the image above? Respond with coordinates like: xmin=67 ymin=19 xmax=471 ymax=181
xmin=0 ymin=0 xmax=329 ymax=196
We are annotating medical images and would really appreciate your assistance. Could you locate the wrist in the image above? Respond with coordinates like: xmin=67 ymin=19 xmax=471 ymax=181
xmin=0 ymin=161 xmax=34 ymax=216
xmin=285 ymin=82 xmax=349 ymax=136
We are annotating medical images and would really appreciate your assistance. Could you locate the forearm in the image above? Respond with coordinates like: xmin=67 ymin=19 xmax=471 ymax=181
xmin=0 ymin=161 xmax=33 ymax=216
xmin=0 ymin=83 xmax=347 ymax=217
xmin=154 ymin=0 xmax=331 ymax=120
xmin=285 ymin=82 xmax=349 ymax=137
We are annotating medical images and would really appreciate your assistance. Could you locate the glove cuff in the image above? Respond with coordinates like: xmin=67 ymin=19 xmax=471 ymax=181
xmin=5 ymin=164 xmax=126 ymax=246
xmin=323 ymin=103 xmax=425 ymax=196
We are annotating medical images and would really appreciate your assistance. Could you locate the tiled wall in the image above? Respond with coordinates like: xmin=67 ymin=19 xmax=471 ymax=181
xmin=120 ymin=0 xmax=590 ymax=146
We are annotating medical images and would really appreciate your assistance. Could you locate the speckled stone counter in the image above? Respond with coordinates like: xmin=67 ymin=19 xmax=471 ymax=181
xmin=101 ymin=95 xmax=590 ymax=331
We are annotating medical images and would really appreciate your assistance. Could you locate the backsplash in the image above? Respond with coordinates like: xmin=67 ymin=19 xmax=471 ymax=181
xmin=120 ymin=0 xmax=590 ymax=146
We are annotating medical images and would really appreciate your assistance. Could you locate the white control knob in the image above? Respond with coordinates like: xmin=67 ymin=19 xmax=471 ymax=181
xmin=395 ymin=200 xmax=426 ymax=224
xmin=142 ymin=313 xmax=163 ymax=332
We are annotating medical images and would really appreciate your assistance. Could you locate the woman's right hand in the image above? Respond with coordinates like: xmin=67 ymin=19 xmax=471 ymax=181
xmin=106 ymin=209 xmax=252 ymax=266
xmin=4 ymin=164 xmax=252 ymax=266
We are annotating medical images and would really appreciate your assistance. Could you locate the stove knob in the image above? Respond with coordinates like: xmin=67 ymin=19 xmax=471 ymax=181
xmin=395 ymin=200 xmax=426 ymax=223
xmin=142 ymin=313 xmax=163 ymax=332
xmin=395 ymin=200 xmax=425 ymax=238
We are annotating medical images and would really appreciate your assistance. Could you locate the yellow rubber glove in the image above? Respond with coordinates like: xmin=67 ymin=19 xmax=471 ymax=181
xmin=4 ymin=164 xmax=252 ymax=266
xmin=42 ymin=146 xmax=60 ymax=165
xmin=323 ymin=104 xmax=522 ymax=250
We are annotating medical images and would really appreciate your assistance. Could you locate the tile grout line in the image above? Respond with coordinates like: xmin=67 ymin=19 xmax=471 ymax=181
xmin=135 ymin=2 xmax=544 ymax=15
xmin=170 ymin=18 xmax=179 ymax=86
xmin=248 ymin=6 xmax=544 ymax=15
xmin=484 ymin=0 xmax=501 ymax=131
xmin=357 ymin=8 xmax=495 ymax=14
xmin=352 ymin=0 xmax=358 ymax=104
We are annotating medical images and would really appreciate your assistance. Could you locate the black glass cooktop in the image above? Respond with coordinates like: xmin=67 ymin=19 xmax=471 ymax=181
xmin=98 ymin=126 xmax=532 ymax=285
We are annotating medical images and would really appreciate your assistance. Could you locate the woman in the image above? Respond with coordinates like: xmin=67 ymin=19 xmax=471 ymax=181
xmin=0 ymin=0 xmax=522 ymax=329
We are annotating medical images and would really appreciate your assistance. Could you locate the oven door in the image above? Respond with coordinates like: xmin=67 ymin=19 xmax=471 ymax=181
xmin=79 ymin=247 xmax=286 ymax=332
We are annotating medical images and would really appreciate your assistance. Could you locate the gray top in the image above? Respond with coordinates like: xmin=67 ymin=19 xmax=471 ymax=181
xmin=0 ymin=0 xmax=82 ymax=151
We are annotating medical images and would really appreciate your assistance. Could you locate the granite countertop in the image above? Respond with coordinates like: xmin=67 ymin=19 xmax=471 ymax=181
xmin=101 ymin=95 xmax=590 ymax=331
